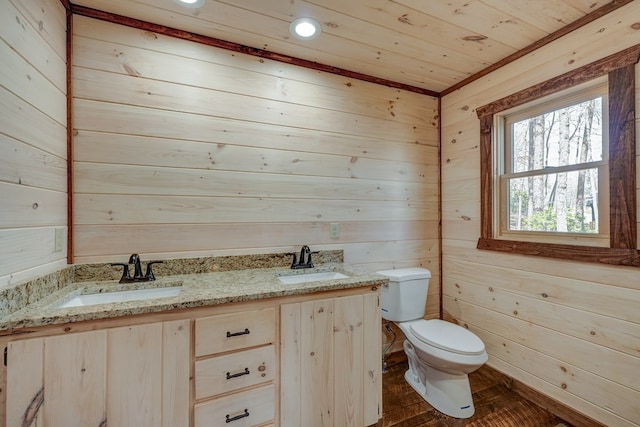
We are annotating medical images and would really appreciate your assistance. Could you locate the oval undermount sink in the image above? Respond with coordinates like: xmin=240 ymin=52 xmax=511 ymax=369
xmin=53 ymin=286 xmax=182 ymax=309
xmin=277 ymin=271 xmax=349 ymax=285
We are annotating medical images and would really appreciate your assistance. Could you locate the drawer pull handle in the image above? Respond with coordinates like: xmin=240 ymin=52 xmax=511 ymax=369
xmin=226 ymin=367 xmax=250 ymax=380
xmin=226 ymin=409 xmax=249 ymax=423
xmin=226 ymin=328 xmax=250 ymax=338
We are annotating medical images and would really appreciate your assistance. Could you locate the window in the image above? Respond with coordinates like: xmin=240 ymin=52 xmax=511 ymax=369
xmin=497 ymin=80 xmax=609 ymax=246
xmin=476 ymin=46 xmax=640 ymax=266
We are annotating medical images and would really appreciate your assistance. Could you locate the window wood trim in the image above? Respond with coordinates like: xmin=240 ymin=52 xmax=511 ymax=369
xmin=476 ymin=45 xmax=640 ymax=267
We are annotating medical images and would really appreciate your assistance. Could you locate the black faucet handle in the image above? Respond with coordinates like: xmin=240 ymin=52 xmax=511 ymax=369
xmin=286 ymin=252 xmax=298 ymax=268
xmin=145 ymin=261 xmax=163 ymax=281
xmin=307 ymin=251 xmax=320 ymax=268
xmin=111 ymin=263 xmax=131 ymax=283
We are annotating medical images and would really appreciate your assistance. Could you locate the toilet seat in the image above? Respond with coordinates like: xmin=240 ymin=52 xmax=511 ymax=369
xmin=410 ymin=320 xmax=485 ymax=356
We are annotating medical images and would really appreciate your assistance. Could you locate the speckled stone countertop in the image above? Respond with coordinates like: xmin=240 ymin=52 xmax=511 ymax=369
xmin=0 ymin=263 xmax=387 ymax=332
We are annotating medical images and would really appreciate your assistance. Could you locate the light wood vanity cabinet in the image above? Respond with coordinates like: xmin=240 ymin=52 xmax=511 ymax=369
xmin=0 ymin=283 xmax=381 ymax=427
xmin=3 ymin=319 xmax=190 ymax=427
xmin=194 ymin=308 xmax=278 ymax=427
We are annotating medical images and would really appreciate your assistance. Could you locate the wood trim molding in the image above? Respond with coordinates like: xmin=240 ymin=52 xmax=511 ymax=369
xmin=68 ymin=4 xmax=438 ymax=97
xmin=479 ymin=115 xmax=494 ymax=240
xmin=608 ymin=63 xmax=637 ymax=248
xmin=66 ymin=5 xmax=73 ymax=264
xmin=438 ymin=98 xmax=444 ymax=319
xmin=476 ymin=47 xmax=640 ymax=266
xmin=477 ymin=238 xmax=640 ymax=267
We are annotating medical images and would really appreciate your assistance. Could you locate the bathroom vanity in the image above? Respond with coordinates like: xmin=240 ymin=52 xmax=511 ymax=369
xmin=0 ymin=263 xmax=385 ymax=427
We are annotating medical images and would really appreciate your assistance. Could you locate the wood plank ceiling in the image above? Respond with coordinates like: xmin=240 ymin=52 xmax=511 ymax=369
xmin=71 ymin=0 xmax=624 ymax=94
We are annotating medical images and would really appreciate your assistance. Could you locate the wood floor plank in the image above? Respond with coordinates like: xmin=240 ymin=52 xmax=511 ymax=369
xmin=376 ymin=361 xmax=573 ymax=427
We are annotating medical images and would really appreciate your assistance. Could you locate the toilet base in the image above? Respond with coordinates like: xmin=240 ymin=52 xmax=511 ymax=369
xmin=403 ymin=340 xmax=475 ymax=419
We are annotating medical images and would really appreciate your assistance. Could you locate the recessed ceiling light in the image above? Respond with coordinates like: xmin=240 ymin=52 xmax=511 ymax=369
xmin=289 ymin=17 xmax=321 ymax=40
xmin=175 ymin=0 xmax=205 ymax=8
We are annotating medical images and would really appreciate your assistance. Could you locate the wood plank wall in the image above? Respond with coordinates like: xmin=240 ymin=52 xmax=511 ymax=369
xmin=71 ymin=17 xmax=440 ymax=315
xmin=0 ymin=0 xmax=68 ymax=288
xmin=441 ymin=2 xmax=640 ymax=426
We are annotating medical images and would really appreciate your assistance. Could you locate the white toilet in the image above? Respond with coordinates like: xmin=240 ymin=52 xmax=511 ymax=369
xmin=377 ymin=267 xmax=488 ymax=419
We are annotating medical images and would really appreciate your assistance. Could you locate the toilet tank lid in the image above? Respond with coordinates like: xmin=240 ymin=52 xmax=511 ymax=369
xmin=376 ymin=267 xmax=431 ymax=282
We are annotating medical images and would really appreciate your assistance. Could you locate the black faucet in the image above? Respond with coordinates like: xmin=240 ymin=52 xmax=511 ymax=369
xmin=111 ymin=254 xmax=163 ymax=283
xmin=288 ymin=245 xmax=318 ymax=269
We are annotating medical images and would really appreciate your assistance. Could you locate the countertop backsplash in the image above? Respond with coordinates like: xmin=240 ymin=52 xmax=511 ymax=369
xmin=0 ymin=267 xmax=75 ymax=319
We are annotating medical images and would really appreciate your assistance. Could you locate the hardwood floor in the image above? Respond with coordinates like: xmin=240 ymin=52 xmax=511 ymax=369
xmin=376 ymin=359 xmax=573 ymax=427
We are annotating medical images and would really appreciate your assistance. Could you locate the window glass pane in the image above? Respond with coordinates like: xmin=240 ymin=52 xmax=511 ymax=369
xmin=507 ymin=169 xmax=600 ymax=233
xmin=510 ymin=97 xmax=603 ymax=173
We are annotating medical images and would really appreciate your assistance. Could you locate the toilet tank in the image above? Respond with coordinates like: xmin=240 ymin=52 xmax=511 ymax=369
xmin=376 ymin=267 xmax=431 ymax=322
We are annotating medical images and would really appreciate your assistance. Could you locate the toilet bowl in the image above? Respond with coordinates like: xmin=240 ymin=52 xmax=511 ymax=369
xmin=377 ymin=268 xmax=488 ymax=419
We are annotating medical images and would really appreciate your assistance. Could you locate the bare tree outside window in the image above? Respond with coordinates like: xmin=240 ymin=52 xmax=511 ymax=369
xmin=504 ymin=96 xmax=604 ymax=235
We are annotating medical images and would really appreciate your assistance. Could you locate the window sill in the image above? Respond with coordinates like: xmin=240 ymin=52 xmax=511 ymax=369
xmin=477 ymin=237 xmax=640 ymax=267
xmin=496 ymin=231 xmax=609 ymax=247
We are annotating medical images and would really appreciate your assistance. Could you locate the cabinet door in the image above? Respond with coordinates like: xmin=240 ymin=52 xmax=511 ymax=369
xmin=334 ymin=295 xmax=364 ymax=426
xmin=107 ymin=323 xmax=162 ymax=426
xmin=6 ymin=330 xmax=107 ymax=427
xmin=300 ymin=298 xmax=335 ymax=427
xmin=334 ymin=294 xmax=382 ymax=426
xmin=4 ymin=320 xmax=190 ymax=427
xmin=6 ymin=338 xmax=46 ymax=427
xmin=281 ymin=298 xmax=333 ymax=427
xmin=280 ymin=292 xmax=381 ymax=427
xmin=106 ymin=320 xmax=190 ymax=427
xmin=5 ymin=331 xmax=107 ymax=427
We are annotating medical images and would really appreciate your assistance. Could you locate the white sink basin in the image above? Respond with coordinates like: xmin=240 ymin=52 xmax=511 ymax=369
xmin=278 ymin=271 xmax=348 ymax=285
xmin=54 ymin=286 xmax=182 ymax=309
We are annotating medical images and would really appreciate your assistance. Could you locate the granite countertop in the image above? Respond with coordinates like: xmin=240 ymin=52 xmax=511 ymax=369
xmin=0 ymin=263 xmax=387 ymax=331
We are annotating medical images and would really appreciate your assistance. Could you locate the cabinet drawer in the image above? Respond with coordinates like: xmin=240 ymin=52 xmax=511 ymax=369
xmin=194 ymin=384 xmax=275 ymax=427
xmin=195 ymin=345 xmax=275 ymax=399
xmin=195 ymin=308 xmax=276 ymax=356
